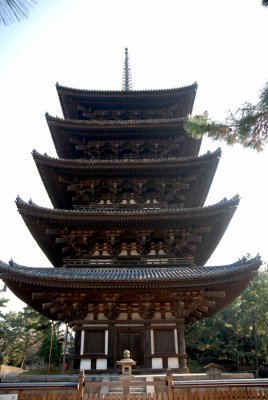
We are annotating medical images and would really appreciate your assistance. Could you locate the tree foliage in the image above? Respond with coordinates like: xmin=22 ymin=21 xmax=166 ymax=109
xmin=186 ymin=267 xmax=268 ymax=372
xmin=38 ymin=322 xmax=63 ymax=366
xmin=184 ymin=83 xmax=268 ymax=151
xmin=0 ymin=306 xmax=50 ymax=367
xmin=0 ymin=301 xmax=72 ymax=370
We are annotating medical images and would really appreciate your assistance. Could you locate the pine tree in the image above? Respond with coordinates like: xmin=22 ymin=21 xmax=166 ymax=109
xmin=184 ymin=83 xmax=268 ymax=151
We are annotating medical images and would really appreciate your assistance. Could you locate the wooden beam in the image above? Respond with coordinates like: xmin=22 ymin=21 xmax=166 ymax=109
xmin=185 ymin=243 xmax=197 ymax=252
xmin=32 ymin=293 xmax=48 ymax=300
xmin=193 ymin=226 xmax=211 ymax=234
xmin=69 ymin=136 xmax=83 ymax=145
xmin=189 ymin=235 xmax=202 ymax=242
xmin=58 ymin=177 xmax=72 ymax=184
xmin=58 ymin=312 xmax=68 ymax=319
xmin=203 ymin=300 xmax=216 ymax=308
xmin=183 ymin=174 xmax=197 ymax=183
xmin=192 ymin=310 xmax=203 ymax=318
xmin=42 ymin=302 xmax=57 ymax=310
xmin=197 ymin=305 xmax=209 ymax=313
xmin=67 ymin=184 xmax=82 ymax=191
xmin=55 ymin=237 xmax=68 ymax=244
xmin=75 ymin=144 xmax=88 ymax=151
xmin=205 ymin=291 xmax=225 ymax=298
xmin=175 ymin=194 xmax=186 ymax=201
xmin=176 ymin=183 xmax=190 ymax=190
xmin=76 ymin=104 xmax=88 ymax=113
xmin=50 ymin=306 xmax=62 ymax=314
xmin=32 ymin=292 xmax=59 ymax=300
xmin=46 ymin=228 xmax=61 ymax=235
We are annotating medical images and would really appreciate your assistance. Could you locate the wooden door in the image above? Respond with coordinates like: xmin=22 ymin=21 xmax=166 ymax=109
xmin=117 ymin=331 xmax=144 ymax=368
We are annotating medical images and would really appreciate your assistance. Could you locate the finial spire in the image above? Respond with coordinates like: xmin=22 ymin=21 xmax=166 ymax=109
xmin=122 ymin=48 xmax=133 ymax=91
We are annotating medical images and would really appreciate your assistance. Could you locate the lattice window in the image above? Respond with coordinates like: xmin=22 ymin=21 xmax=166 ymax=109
xmin=84 ymin=330 xmax=105 ymax=354
xmin=154 ymin=330 xmax=175 ymax=354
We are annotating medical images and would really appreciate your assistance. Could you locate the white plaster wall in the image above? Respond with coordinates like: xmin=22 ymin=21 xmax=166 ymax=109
xmin=80 ymin=359 xmax=91 ymax=370
xmin=168 ymin=357 xmax=179 ymax=368
xmin=152 ymin=358 xmax=163 ymax=369
xmin=96 ymin=359 xmax=107 ymax=369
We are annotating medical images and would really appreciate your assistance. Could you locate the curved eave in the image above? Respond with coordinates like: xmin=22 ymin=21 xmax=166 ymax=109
xmin=15 ymin=196 xmax=239 ymax=267
xmin=0 ymin=256 xmax=261 ymax=321
xmin=56 ymin=82 xmax=198 ymax=120
xmin=32 ymin=148 xmax=221 ymax=209
xmin=46 ymin=114 xmax=201 ymax=159
xmin=47 ymin=113 xmax=187 ymax=130
xmin=0 ymin=256 xmax=261 ymax=287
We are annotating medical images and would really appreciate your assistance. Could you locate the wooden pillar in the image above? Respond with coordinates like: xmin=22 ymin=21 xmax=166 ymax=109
xmin=80 ymin=330 xmax=85 ymax=356
xmin=78 ymin=370 xmax=85 ymax=400
xmin=166 ymin=369 xmax=174 ymax=400
xmin=178 ymin=324 xmax=189 ymax=373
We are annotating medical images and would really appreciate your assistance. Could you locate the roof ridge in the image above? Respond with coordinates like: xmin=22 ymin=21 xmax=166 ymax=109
xmin=55 ymin=81 xmax=198 ymax=95
xmin=32 ymin=148 xmax=221 ymax=165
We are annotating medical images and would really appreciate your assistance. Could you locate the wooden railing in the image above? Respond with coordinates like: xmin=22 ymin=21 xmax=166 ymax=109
xmin=170 ymin=377 xmax=268 ymax=400
xmin=83 ymin=394 xmax=168 ymax=400
xmin=63 ymin=257 xmax=194 ymax=267
xmin=0 ymin=372 xmax=268 ymax=400
xmin=0 ymin=381 xmax=81 ymax=400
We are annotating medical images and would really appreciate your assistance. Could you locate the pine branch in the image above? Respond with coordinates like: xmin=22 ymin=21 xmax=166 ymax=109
xmin=0 ymin=0 xmax=36 ymax=25
xmin=184 ymin=83 xmax=268 ymax=151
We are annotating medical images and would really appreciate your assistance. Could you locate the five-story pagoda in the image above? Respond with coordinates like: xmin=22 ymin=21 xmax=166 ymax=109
xmin=0 ymin=49 xmax=261 ymax=373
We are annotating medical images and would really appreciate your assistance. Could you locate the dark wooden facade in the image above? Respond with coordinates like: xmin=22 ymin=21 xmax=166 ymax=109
xmin=0 ymin=79 xmax=261 ymax=374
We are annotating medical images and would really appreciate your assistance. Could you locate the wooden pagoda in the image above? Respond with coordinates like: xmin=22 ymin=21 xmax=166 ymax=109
xmin=0 ymin=50 xmax=261 ymax=373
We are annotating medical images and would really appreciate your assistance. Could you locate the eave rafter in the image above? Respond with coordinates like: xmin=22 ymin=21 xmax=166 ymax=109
xmin=29 ymin=289 xmax=221 ymax=323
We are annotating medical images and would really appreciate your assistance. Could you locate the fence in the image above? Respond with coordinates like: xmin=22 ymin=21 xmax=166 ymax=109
xmin=171 ymin=377 xmax=268 ymax=400
xmin=0 ymin=381 xmax=81 ymax=400
xmin=0 ymin=372 xmax=268 ymax=400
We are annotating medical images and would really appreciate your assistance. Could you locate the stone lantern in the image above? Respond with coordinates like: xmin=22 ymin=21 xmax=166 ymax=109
xmin=117 ymin=350 xmax=136 ymax=380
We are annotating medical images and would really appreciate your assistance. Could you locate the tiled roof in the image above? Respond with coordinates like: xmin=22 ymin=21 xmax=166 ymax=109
xmin=46 ymin=113 xmax=202 ymax=160
xmin=46 ymin=113 xmax=187 ymax=126
xmin=55 ymin=82 xmax=198 ymax=97
xmin=16 ymin=195 xmax=239 ymax=217
xmin=32 ymin=148 xmax=221 ymax=168
xmin=0 ymin=256 xmax=261 ymax=289
xmin=56 ymin=83 xmax=198 ymax=121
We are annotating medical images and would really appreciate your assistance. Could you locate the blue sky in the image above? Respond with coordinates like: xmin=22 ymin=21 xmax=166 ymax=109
xmin=0 ymin=0 xmax=267 ymax=310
